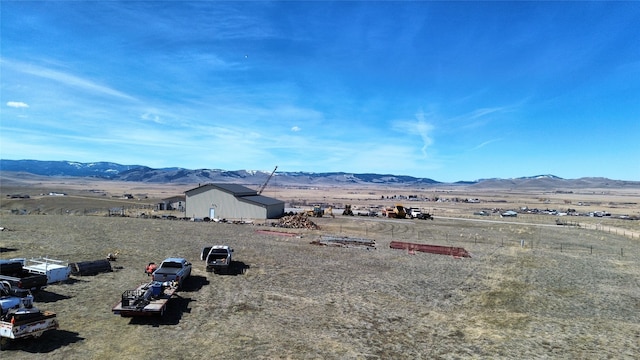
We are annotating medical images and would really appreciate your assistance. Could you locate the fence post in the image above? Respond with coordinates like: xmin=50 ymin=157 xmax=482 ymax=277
xmin=590 ymin=245 xmax=592 ymax=255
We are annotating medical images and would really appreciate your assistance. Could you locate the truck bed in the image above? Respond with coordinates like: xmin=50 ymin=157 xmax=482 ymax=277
xmin=0 ymin=310 xmax=58 ymax=342
xmin=152 ymin=267 xmax=181 ymax=276
xmin=0 ymin=272 xmax=48 ymax=290
xmin=112 ymin=281 xmax=177 ymax=317
xmin=23 ymin=258 xmax=71 ymax=284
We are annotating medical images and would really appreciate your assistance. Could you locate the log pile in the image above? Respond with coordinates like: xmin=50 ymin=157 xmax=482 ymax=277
xmin=272 ymin=213 xmax=320 ymax=229
xmin=311 ymin=235 xmax=376 ymax=249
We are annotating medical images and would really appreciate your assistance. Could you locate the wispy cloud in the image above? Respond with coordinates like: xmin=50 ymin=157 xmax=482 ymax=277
xmin=291 ymin=126 xmax=301 ymax=132
xmin=3 ymin=60 xmax=137 ymax=101
xmin=468 ymin=107 xmax=505 ymax=120
xmin=414 ymin=111 xmax=434 ymax=157
xmin=456 ymin=106 xmax=510 ymax=130
xmin=471 ymin=138 xmax=501 ymax=151
xmin=141 ymin=111 xmax=164 ymax=125
xmin=6 ymin=101 xmax=29 ymax=108
xmin=393 ymin=110 xmax=435 ymax=157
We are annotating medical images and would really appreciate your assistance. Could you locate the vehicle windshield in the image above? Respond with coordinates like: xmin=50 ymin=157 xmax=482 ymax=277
xmin=162 ymin=262 xmax=182 ymax=268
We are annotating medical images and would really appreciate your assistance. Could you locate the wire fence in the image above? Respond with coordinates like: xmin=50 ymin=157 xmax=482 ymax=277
xmin=329 ymin=220 xmax=639 ymax=259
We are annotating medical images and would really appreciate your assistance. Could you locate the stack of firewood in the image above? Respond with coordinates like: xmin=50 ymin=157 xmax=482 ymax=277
xmin=273 ymin=213 xmax=320 ymax=229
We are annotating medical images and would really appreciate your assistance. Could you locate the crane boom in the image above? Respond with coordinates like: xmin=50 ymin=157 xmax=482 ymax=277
xmin=258 ymin=166 xmax=278 ymax=195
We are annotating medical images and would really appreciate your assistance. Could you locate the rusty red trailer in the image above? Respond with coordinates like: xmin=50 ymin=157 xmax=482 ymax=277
xmin=389 ymin=241 xmax=471 ymax=258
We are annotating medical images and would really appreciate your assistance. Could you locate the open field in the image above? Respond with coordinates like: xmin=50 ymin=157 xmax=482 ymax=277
xmin=1 ymin=179 xmax=640 ymax=359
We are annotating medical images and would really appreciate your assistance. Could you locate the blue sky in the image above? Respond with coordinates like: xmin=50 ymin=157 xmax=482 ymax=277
xmin=1 ymin=1 xmax=638 ymax=182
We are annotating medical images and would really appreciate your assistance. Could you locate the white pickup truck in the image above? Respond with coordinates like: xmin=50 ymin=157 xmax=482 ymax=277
xmin=1 ymin=290 xmax=58 ymax=350
xmin=201 ymin=246 xmax=233 ymax=273
xmin=151 ymin=258 xmax=192 ymax=288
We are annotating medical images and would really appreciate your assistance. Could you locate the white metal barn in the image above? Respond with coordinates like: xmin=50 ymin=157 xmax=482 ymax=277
xmin=185 ymin=183 xmax=284 ymax=220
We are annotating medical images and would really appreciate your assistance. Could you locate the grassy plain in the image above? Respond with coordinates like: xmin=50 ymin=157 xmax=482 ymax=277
xmin=1 ymin=177 xmax=639 ymax=359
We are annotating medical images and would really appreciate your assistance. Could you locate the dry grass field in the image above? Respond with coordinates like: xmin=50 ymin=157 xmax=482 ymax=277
xmin=1 ymin=178 xmax=639 ymax=359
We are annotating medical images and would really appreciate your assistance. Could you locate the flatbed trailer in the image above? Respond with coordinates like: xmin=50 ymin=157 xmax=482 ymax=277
xmin=112 ymin=281 xmax=177 ymax=317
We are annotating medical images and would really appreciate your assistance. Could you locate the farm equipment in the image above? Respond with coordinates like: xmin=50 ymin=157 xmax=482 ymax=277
xmin=342 ymin=204 xmax=354 ymax=216
xmin=415 ymin=212 xmax=433 ymax=220
xmin=257 ymin=166 xmax=278 ymax=195
xmin=306 ymin=205 xmax=334 ymax=218
xmin=384 ymin=204 xmax=407 ymax=219
xmin=145 ymin=262 xmax=158 ymax=275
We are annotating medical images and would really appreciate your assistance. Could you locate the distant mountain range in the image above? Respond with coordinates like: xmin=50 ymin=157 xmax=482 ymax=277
xmin=1 ymin=159 xmax=638 ymax=189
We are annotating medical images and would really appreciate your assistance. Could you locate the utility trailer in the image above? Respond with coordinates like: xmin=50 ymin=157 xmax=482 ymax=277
xmin=0 ymin=293 xmax=59 ymax=350
xmin=112 ymin=281 xmax=178 ymax=317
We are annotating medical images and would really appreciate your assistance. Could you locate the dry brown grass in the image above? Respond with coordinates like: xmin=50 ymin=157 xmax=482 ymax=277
xmin=1 ymin=180 xmax=639 ymax=359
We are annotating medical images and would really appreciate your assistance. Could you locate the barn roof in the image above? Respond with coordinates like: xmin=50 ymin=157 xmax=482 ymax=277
xmin=185 ymin=183 xmax=257 ymax=196
xmin=184 ymin=183 xmax=283 ymax=207
xmin=162 ymin=195 xmax=186 ymax=202
xmin=239 ymin=195 xmax=284 ymax=207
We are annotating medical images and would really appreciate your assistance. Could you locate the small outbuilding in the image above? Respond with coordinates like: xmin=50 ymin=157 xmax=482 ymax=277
xmin=185 ymin=183 xmax=284 ymax=220
xmin=158 ymin=195 xmax=186 ymax=211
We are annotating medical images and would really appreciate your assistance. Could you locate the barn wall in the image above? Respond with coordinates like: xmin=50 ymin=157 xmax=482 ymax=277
xmin=235 ymin=200 xmax=267 ymax=219
xmin=265 ymin=203 xmax=285 ymax=218
xmin=186 ymin=186 xmax=269 ymax=219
